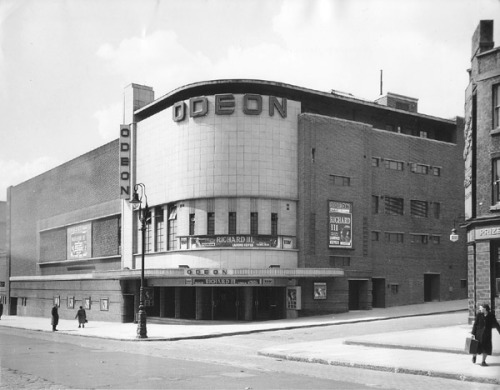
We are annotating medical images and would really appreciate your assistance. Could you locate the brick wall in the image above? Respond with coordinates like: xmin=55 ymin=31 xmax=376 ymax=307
xmin=10 ymin=279 xmax=123 ymax=322
xmin=40 ymin=228 xmax=66 ymax=261
xmin=8 ymin=141 xmax=119 ymax=277
xmin=298 ymin=112 xmax=466 ymax=308
xmin=92 ymin=216 xmax=120 ymax=257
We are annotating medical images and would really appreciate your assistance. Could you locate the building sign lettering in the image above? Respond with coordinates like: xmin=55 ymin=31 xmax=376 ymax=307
xmin=185 ymin=269 xmax=228 ymax=276
xmin=189 ymin=235 xmax=278 ymax=249
xmin=191 ymin=278 xmax=261 ymax=286
xmin=119 ymin=124 xmax=131 ymax=199
xmin=476 ymin=226 xmax=500 ymax=240
xmin=172 ymin=94 xmax=287 ymax=122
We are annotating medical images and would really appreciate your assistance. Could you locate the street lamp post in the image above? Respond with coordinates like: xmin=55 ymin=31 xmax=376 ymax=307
xmin=129 ymin=183 xmax=149 ymax=339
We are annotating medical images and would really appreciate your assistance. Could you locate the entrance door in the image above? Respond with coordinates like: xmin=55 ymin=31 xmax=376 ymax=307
xmin=213 ymin=287 xmax=237 ymax=320
xmin=424 ymin=274 xmax=440 ymax=302
xmin=253 ymin=287 xmax=283 ymax=320
xmin=121 ymin=294 xmax=135 ymax=323
xmin=372 ymin=278 xmax=386 ymax=308
xmin=349 ymin=280 xmax=369 ymax=310
xmin=9 ymin=297 xmax=17 ymax=315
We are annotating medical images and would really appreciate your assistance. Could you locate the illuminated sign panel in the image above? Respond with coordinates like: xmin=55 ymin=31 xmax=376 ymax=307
xmin=119 ymin=124 xmax=131 ymax=199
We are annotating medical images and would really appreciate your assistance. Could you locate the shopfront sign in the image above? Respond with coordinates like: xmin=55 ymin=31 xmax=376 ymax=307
xmin=189 ymin=278 xmax=261 ymax=286
xmin=475 ymin=226 xmax=500 ymax=241
xmin=172 ymin=94 xmax=287 ymax=122
xmin=328 ymin=201 xmax=353 ymax=249
xmin=190 ymin=235 xmax=278 ymax=248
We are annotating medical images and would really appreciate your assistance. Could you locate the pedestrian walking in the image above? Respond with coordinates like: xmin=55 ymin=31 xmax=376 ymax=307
xmin=75 ymin=306 xmax=87 ymax=328
xmin=51 ymin=304 xmax=59 ymax=331
xmin=0 ymin=302 xmax=3 ymax=319
xmin=471 ymin=303 xmax=500 ymax=366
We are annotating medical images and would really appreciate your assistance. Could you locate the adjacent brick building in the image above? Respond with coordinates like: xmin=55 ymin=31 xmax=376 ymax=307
xmin=465 ymin=20 xmax=500 ymax=321
xmin=3 ymin=79 xmax=466 ymax=323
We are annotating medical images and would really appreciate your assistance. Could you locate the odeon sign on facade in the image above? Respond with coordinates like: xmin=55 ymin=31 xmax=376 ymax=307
xmin=172 ymin=94 xmax=288 ymax=122
xmin=119 ymin=94 xmax=289 ymax=199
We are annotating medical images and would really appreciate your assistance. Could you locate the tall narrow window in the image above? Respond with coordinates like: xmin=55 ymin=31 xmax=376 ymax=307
xmin=146 ymin=219 xmax=153 ymax=253
xmin=494 ymin=159 xmax=500 ymax=205
xmin=494 ymin=84 xmax=500 ymax=129
xmin=372 ymin=195 xmax=379 ymax=214
xmin=432 ymin=202 xmax=441 ymax=219
xmin=118 ymin=216 xmax=122 ymax=254
xmin=228 ymin=212 xmax=236 ymax=235
xmin=271 ymin=213 xmax=278 ymax=236
xmin=155 ymin=207 xmax=165 ymax=252
xmin=250 ymin=212 xmax=258 ymax=235
xmin=168 ymin=206 xmax=177 ymax=251
xmin=207 ymin=212 xmax=215 ymax=235
xmin=189 ymin=214 xmax=195 ymax=235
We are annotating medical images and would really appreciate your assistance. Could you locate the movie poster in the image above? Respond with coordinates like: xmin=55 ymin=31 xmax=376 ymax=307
xmin=328 ymin=201 xmax=352 ymax=249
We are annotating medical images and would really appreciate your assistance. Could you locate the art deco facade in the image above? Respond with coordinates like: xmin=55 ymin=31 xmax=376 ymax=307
xmin=2 ymin=79 xmax=466 ymax=322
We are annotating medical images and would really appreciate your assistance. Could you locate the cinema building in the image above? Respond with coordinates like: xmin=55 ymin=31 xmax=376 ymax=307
xmin=464 ymin=20 xmax=500 ymax=320
xmin=3 ymin=79 xmax=467 ymax=322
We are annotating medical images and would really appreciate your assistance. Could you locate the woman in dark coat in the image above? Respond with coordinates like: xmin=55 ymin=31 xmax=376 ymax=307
xmin=75 ymin=306 xmax=86 ymax=328
xmin=51 ymin=305 xmax=59 ymax=331
xmin=471 ymin=303 xmax=500 ymax=366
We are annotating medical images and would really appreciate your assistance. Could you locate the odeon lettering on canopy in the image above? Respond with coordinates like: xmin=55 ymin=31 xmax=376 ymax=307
xmin=172 ymin=94 xmax=288 ymax=122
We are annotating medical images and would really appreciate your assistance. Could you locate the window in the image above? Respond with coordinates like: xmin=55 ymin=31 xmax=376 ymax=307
xmin=371 ymin=231 xmax=380 ymax=241
xmin=385 ymin=124 xmax=395 ymax=132
xmin=432 ymin=202 xmax=441 ymax=219
xmin=410 ymin=234 xmax=428 ymax=244
xmin=228 ymin=212 xmax=236 ymax=235
xmin=271 ymin=213 xmax=278 ymax=236
xmin=330 ymin=175 xmax=350 ymax=186
xmin=372 ymin=157 xmax=380 ymax=167
xmin=372 ymin=195 xmax=379 ymax=214
xmin=168 ymin=206 xmax=177 ymax=251
xmin=410 ymin=163 xmax=429 ymax=175
xmin=430 ymin=235 xmax=441 ymax=244
xmin=384 ymin=159 xmax=404 ymax=171
xmin=420 ymin=131 xmax=428 ymax=138
xmin=384 ymin=196 xmax=404 ymax=215
xmin=329 ymin=256 xmax=350 ymax=267
xmin=207 ymin=212 xmax=215 ymax=236
xmin=410 ymin=200 xmax=428 ymax=217
xmin=250 ymin=212 xmax=258 ymax=235
xmin=155 ymin=207 xmax=165 ymax=252
xmin=460 ymin=279 xmax=467 ymax=289
xmin=493 ymin=159 xmax=500 ymax=204
xmin=385 ymin=232 xmax=404 ymax=243
xmin=189 ymin=214 xmax=195 ymax=235
xmin=390 ymin=284 xmax=399 ymax=294
xmin=432 ymin=167 xmax=441 ymax=176
xmin=494 ymin=84 xmax=500 ymax=129
xmin=145 ymin=214 xmax=153 ymax=253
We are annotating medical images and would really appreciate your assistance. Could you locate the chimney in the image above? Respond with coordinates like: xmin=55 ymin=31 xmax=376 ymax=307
xmin=123 ymin=84 xmax=155 ymax=125
xmin=471 ymin=20 xmax=494 ymax=58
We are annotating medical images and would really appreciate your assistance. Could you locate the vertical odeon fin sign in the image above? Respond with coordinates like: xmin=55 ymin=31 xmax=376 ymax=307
xmin=119 ymin=124 xmax=131 ymax=199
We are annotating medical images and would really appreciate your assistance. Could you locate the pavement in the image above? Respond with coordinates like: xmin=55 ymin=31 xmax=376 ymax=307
xmin=1 ymin=299 xmax=500 ymax=385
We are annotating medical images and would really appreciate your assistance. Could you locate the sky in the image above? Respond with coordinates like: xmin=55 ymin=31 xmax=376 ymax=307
xmin=1 ymin=0 xmax=499 ymax=201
